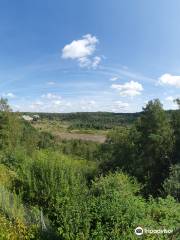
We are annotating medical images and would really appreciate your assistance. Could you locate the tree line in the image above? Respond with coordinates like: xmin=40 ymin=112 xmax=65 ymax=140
xmin=26 ymin=111 xmax=141 ymax=130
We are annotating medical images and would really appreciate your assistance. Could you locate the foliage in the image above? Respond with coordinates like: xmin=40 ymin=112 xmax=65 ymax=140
xmin=171 ymin=99 xmax=180 ymax=164
xmin=38 ymin=131 xmax=55 ymax=149
xmin=99 ymin=126 xmax=136 ymax=173
xmin=28 ymin=111 xmax=140 ymax=130
xmin=0 ymin=186 xmax=46 ymax=239
xmin=58 ymin=139 xmax=101 ymax=161
xmin=163 ymin=164 xmax=180 ymax=201
xmin=21 ymin=121 xmax=39 ymax=155
xmin=133 ymin=99 xmax=174 ymax=195
xmin=101 ymin=100 xmax=175 ymax=196
xmin=0 ymin=98 xmax=179 ymax=239
xmin=16 ymin=150 xmax=94 ymax=203
xmin=0 ymin=212 xmax=28 ymax=240
xmin=0 ymin=164 xmax=16 ymax=187
xmin=0 ymin=111 xmax=22 ymax=153
xmin=0 ymin=98 xmax=11 ymax=112
xmin=88 ymin=173 xmax=180 ymax=240
xmin=14 ymin=150 xmax=94 ymax=239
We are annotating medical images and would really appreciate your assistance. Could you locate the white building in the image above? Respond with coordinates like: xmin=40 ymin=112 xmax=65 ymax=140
xmin=22 ymin=115 xmax=33 ymax=122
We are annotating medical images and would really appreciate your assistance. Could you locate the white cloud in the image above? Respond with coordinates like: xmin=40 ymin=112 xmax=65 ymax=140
xmin=52 ymin=100 xmax=62 ymax=105
xmin=163 ymin=96 xmax=178 ymax=110
xmin=111 ymin=80 xmax=143 ymax=97
xmin=29 ymin=101 xmax=43 ymax=110
xmin=78 ymin=57 xmax=91 ymax=68
xmin=88 ymin=100 xmax=96 ymax=105
xmin=111 ymin=101 xmax=129 ymax=112
xmin=62 ymin=34 xmax=101 ymax=68
xmin=29 ymin=93 xmax=63 ymax=111
xmin=159 ymin=73 xmax=180 ymax=88
xmin=18 ymin=97 xmax=97 ymax=113
xmin=47 ymin=81 xmax=56 ymax=85
xmin=11 ymin=95 xmax=133 ymax=113
xmin=165 ymin=96 xmax=174 ymax=102
xmin=114 ymin=101 xmax=129 ymax=108
xmin=3 ymin=92 xmax=16 ymax=98
xmin=92 ymin=56 xmax=101 ymax=69
xmin=110 ymin=76 xmax=119 ymax=81
xmin=41 ymin=93 xmax=62 ymax=100
xmin=62 ymin=34 xmax=98 ymax=59
xmin=78 ymin=99 xmax=97 ymax=111
xmin=28 ymin=99 xmax=64 ymax=112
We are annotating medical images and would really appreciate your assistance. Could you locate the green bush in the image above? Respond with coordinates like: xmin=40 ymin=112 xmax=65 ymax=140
xmin=0 ymin=186 xmax=46 ymax=239
xmin=88 ymin=172 xmax=180 ymax=240
xmin=163 ymin=164 xmax=180 ymax=201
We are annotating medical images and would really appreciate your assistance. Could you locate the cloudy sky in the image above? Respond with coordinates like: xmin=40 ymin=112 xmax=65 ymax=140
xmin=0 ymin=0 xmax=180 ymax=112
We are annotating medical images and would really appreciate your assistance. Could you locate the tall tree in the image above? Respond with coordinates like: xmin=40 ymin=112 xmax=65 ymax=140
xmin=134 ymin=99 xmax=174 ymax=195
xmin=171 ymin=98 xmax=180 ymax=164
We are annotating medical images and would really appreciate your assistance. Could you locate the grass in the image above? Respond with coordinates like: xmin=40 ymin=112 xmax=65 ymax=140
xmin=32 ymin=119 xmax=107 ymax=143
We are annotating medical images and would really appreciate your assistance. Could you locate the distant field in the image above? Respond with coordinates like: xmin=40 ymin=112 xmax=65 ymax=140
xmin=28 ymin=111 xmax=141 ymax=143
xmin=32 ymin=119 xmax=69 ymax=133
xmin=55 ymin=132 xmax=106 ymax=143
xmin=32 ymin=119 xmax=107 ymax=143
xmin=28 ymin=111 xmax=140 ymax=129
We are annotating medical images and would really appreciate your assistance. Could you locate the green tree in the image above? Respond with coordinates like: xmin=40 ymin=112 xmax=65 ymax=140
xmin=174 ymin=98 xmax=180 ymax=107
xmin=134 ymin=99 xmax=174 ymax=195
xmin=171 ymin=98 xmax=180 ymax=164
xmin=99 ymin=127 xmax=137 ymax=174
xmin=163 ymin=164 xmax=180 ymax=201
xmin=100 ymin=100 xmax=175 ymax=196
xmin=0 ymin=98 xmax=22 ymax=153
xmin=0 ymin=98 xmax=11 ymax=112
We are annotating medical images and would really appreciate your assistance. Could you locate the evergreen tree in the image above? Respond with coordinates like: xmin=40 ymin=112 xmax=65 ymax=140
xmin=171 ymin=98 xmax=180 ymax=164
xmin=134 ymin=99 xmax=174 ymax=195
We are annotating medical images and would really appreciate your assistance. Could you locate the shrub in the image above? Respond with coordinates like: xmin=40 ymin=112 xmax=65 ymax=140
xmin=89 ymin=172 xmax=180 ymax=240
xmin=163 ymin=164 xmax=180 ymax=201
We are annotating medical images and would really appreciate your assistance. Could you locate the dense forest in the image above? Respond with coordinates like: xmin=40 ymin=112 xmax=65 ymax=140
xmin=0 ymin=98 xmax=180 ymax=239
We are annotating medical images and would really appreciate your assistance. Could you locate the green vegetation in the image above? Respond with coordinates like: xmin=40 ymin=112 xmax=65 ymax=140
xmin=0 ymin=97 xmax=179 ymax=239
xmin=29 ymin=112 xmax=140 ymax=132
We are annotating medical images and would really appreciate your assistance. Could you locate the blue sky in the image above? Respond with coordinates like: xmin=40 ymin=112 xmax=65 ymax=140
xmin=0 ymin=0 xmax=180 ymax=112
